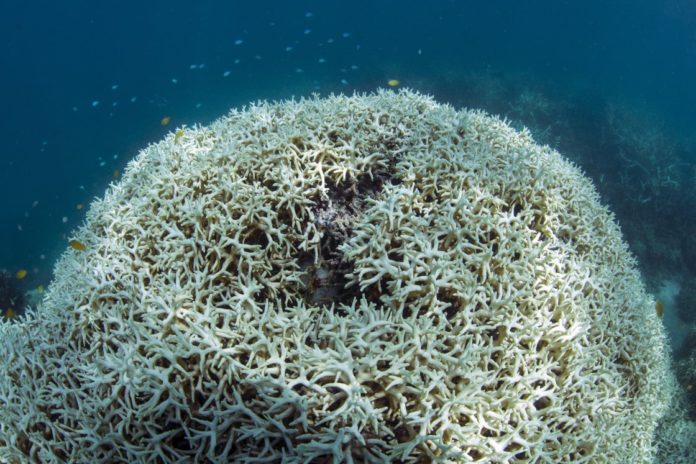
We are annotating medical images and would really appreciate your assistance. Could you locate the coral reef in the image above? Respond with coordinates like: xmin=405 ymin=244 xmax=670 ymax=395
xmin=658 ymin=344 xmax=696 ymax=461
xmin=599 ymin=103 xmax=696 ymax=282
xmin=423 ymin=68 xmax=696 ymax=286
xmin=506 ymin=88 xmax=570 ymax=148
xmin=0 ymin=90 xmax=674 ymax=463
xmin=655 ymin=383 xmax=696 ymax=464
xmin=603 ymin=103 xmax=685 ymax=205
xmin=674 ymin=344 xmax=696 ymax=418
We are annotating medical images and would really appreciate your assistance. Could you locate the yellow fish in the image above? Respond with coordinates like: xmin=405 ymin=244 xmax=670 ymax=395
xmin=112 ymin=169 xmax=121 ymax=179
xmin=4 ymin=308 xmax=14 ymax=319
xmin=15 ymin=269 xmax=27 ymax=279
xmin=69 ymin=239 xmax=87 ymax=251
xmin=36 ymin=285 xmax=45 ymax=293
xmin=161 ymin=115 xmax=171 ymax=126
xmin=175 ymin=128 xmax=185 ymax=142
xmin=655 ymin=299 xmax=664 ymax=318
xmin=76 ymin=203 xmax=84 ymax=210
xmin=387 ymin=79 xmax=400 ymax=87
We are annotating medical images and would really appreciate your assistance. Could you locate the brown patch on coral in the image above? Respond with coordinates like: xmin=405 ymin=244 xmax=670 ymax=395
xmin=303 ymin=170 xmax=399 ymax=309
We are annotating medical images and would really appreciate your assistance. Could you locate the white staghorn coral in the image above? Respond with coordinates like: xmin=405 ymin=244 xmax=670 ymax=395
xmin=0 ymin=90 xmax=675 ymax=463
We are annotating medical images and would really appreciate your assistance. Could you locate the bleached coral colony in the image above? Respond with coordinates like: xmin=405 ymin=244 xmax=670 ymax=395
xmin=0 ymin=90 xmax=675 ymax=462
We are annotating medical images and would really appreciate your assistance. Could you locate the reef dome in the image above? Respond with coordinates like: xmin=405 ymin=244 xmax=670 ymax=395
xmin=0 ymin=90 xmax=674 ymax=463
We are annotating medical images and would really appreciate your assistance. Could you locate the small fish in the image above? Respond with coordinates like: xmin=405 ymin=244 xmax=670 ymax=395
xmin=655 ymin=299 xmax=664 ymax=318
xmin=4 ymin=308 xmax=14 ymax=319
xmin=387 ymin=79 xmax=400 ymax=87
xmin=234 ymin=39 xmax=244 ymax=45
xmin=69 ymin=239 xmax=87 ymax=251
xmin=161 ymin=116 xmax=171 ymax=126
xmin=36 ymin=285 xmax=44 ymax=293
xmin=175 ymin=129 xmax=185 ymax=142
xmin=112 ymin=169 xmax=120 ymax=179
xmin=15 ymin=269 xmax=27 ymax=280
xmin=76 ymin=203 xmax=84 ymax=210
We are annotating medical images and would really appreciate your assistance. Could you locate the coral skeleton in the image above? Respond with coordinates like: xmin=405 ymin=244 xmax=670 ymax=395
xmin=0 ymin=90 xmax=674 ymax=463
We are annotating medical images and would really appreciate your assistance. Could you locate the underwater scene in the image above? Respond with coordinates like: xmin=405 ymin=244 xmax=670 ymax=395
xmin=1 ymin=0 xmax=695 ymax=462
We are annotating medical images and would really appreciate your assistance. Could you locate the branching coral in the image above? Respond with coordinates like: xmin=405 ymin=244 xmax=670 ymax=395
xmin=604 ymin=103 xmax=686 ymax=205
xmin=0 ymin=90 xmax=674 ymax=463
